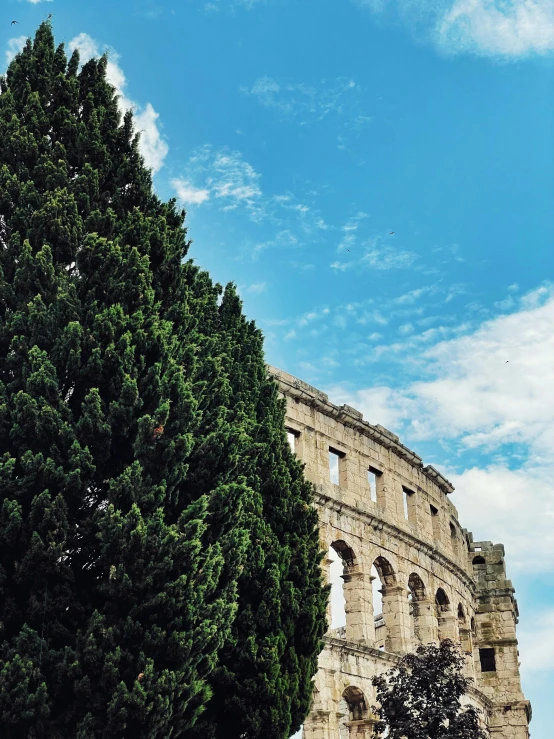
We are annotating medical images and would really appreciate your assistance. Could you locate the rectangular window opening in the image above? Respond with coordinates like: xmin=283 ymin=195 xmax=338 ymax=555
xmin=368 ymin=467 xmax=381 ymax=503
xmin=286 ymin=428 xmax=299 ymax=454
xmin=403 ymin=487 xmax=415 ymax=522
xmin=479 ymin=648 xmax=496 ymax=673
xmin=329 ymin=448 xmax=342 ymax=485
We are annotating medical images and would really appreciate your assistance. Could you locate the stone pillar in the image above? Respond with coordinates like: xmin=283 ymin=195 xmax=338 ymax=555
xmin=298 ymin=426 xmax=317 ymax=481
xmin=338 ymin=452 xmax=356 ymax=492
xmin=316 ymin=434 xmax=332 ymax=486
xmin=303 ymin=711 xmax=333 ymax=739
xmin=437 ymin=612 xmax=458 ymax=641
xmin=323 ymin=553 xmax=334 ymax=628
xmin=382 ymin=584 xmax=411 ymax=654
xmin=459 ymin=627 xmax=475 ymax=680
xmin=412 ymin=598 xmax=438 ymax=645
xmin=342 ymin=568 xmax=375 ymax=643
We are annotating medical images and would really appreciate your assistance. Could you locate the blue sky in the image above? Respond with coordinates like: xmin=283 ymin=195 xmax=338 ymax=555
xmin=4 ymin=0 xmax=554 ymax=735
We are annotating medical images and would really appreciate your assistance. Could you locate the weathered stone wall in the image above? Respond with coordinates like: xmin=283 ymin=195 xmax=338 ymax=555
xmin=268 ymin=366 xmax=531 ymax=739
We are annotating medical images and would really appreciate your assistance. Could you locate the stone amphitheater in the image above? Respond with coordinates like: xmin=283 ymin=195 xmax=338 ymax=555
xmin=269 ymin=367 xmax=531 ymax=739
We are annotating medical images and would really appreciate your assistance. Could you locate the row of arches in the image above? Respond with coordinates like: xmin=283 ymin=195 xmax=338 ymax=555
xmin=327 ymin=540 xmax=475 ymax=654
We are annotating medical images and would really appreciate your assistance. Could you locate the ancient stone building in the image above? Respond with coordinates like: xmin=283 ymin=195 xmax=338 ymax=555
xmin=268 ymin=366 xmax=531 ymax=739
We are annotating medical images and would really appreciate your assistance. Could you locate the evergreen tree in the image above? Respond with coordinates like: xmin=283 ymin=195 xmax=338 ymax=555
xmin=0 ymin=22 xmax=326 ymax=739
xmin=371 ymin=640 xmax=489 ymax=739
xmin=190 ymin=289 xmax=329 ymax=739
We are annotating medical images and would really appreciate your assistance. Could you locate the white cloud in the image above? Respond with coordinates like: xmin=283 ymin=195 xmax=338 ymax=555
xmin=211 ymin=150 xmax=262 ymax=205
xmin=22 ymin=0 xmax=53 ymax=4
xmin=324 ymin=284 xmax=554 ymax=571
xmin=173 ymin=147 xmax=327 ymax=255
xmin=439 ymin=0 xmax=554 ymax=56
xmin=174 ymin=145 xmax=263 ymax=218
xmin=170 ymin=178 xmax=210 ymax=205
xmin=244 ymin=281 xmax=267 ymax=294
xmin=5 ymin=36 xmax=27 ymax=68
xmin=361 ymin=243 xmax=418 ymax=270
xmin=69 ymin=33 xmax=168 ymax=173
xmin=242 ymin=75 xmax=372 ymax=135
xmin=355 ymin=0 xmax=554 ymax=57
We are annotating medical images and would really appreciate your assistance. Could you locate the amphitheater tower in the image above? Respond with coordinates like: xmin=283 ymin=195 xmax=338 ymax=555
xmin=269 ymin=367 xmax=531 ymax=739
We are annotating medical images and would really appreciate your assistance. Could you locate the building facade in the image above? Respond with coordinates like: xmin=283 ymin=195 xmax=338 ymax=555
xmin=269 ymin=367 xmax=531 ymax=739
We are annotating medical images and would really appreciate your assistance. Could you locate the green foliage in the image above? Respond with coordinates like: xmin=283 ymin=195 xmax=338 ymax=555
xmin=0 ymin=21 xmax=326 ymax=739
xmin=372 ymin=640 xmax=489 ymax=739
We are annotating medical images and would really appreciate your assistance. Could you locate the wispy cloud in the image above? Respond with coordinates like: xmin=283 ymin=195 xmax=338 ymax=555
xmin=21 ymin=0 xmax=53 ymax=4
xmin=243 ymin=281 xmax=267 ymax=294
xmin=170 ymin=179 xmax=210 ymax=205
xmin=325 ymin=283 xmax=554 ymax=571
xmin=355 ymin=0 xmax=554 ymax=57
xmin=332 ymin=234 xmax=418 ymax=272
xmin=202 ymin=0 xmax=265 ymax=11
xmin=242 ymin=75 xmax=373 ymax=137
xmin=172 ymin=146 xmax=328 ymax=257
xmin=4 ymin=36 xmax=27 ymax=68
xmin=69 ymin=33 xmax=168 ymax=173
xmin=172 ymin=145 xmax=263 ymax=218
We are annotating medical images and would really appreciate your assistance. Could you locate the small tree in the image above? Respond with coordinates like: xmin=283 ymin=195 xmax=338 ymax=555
xmin=372 ymin=640 xmax=489 ymax=739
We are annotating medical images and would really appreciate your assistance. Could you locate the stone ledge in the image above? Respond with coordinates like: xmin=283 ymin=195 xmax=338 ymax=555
xmin=322 ymin=636 xmax=494 ymax=710
xmin=314 ymin=487 xmax=476 ymax=595
xmin=268 ymin=365 xmax=455 ymax=495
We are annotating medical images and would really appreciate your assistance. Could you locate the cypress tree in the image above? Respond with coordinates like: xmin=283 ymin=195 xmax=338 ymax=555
xmin=190 ymin=288 xmax=329 ymax=739
xmin=0 ymin=22 xmax=327 ymax=739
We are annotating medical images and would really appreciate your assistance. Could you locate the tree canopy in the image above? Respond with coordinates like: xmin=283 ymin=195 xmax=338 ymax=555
xmin=372 ymin=640 xmax=489 ymax=739
xmin=0 ymin=22 xmax=327 ymax=739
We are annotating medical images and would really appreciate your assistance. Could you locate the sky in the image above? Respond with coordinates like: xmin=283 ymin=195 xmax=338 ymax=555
xmin=3 ymin=0 xmax=554 ymax=736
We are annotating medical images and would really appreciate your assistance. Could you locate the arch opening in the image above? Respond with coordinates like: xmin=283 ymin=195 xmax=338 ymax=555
xmin=372 ymin=556 xmax=396 ymax=650
xmin=338 ymin=686 xmax=368 ymax=738
xmin=328 ymin=540 xmax=363 ymax=640
xmin=458 ymin=603 xmax=466 ymax=625
xmin=408 ymin=573 xmax=426 ymax=643
xmin=435 ymin=587 xmax=450 ymax=613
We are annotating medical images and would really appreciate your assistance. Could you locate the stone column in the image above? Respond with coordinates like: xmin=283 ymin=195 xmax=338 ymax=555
xmin=412 ymin=598 xmax=438 ymax=645
xmin=342 ymin=568 xmax=375 ymax=643
xmin=437 ymin=612 xmax=458 ymax=641
xmin=459 ymin=627 xmax=475 ymax=680
xmin=338 ymin=452 xmax=357 ymax=492
xmin=382 ymin=584 xmax=411 ymax=654
xmin=322 ymin=552 xmax=334 ymax=628
xmin=303 ymin=711 xmax=333 ymax=739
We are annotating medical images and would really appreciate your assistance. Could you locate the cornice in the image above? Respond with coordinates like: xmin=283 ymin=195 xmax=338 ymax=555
xmin=314 ymin=487 xmax=477 ymax=595
xmin=322 ymin=636 xmax=494 ymax=710
xmin=268 ymin=365 xmax=455 ymax=496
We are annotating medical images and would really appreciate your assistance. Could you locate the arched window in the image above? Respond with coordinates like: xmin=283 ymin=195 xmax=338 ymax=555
xmin=372 ymin=556 xmax=396 ymax=650
xmin=472 ymin=555 xmax=486 ymax=566
xmin=408 ymin=572 xmax=426 ymax=602
xmin=328 ymin=540 xmax=358 ymax=638
xmin=435 ymin=587 xmax=450 ymax=613
xmin=328 ymin=541 xmax=357 ymax=633
xmin=458 ymin=603 xmax=466 ymax=625
xmin=328 ymin=545 xmax=346 ymax=632
xmin=408 ymin=573 xmax=426 ymax=642
xmin=338 ymin=686 xmax=368 ymax=737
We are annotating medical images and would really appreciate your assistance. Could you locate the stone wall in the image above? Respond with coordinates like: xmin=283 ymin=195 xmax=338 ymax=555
xmin=268 ymin=366 xmax=531 ymax=739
